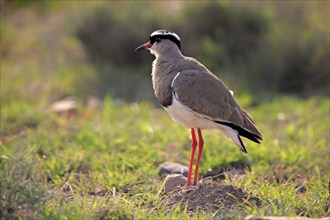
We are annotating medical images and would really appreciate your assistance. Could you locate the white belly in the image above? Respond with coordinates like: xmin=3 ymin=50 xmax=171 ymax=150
xmin=164 ymin=95 xmax=217 ymax=129
xmin=164 ymin=94 xmax=244 ymax=151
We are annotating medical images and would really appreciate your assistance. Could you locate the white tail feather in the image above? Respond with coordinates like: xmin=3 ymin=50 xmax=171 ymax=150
xmin=218 ymin=125 xmax=245 ymax=152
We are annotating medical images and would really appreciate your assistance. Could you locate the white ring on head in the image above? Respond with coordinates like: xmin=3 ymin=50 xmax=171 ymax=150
xmin=151 ymin=30 xmax=180 ymax=42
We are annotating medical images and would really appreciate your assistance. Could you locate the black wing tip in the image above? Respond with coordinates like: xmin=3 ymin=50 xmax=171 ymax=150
xmin=248 ymin=134 xmax=262 ymax=144
xmin=254 ymin=133 xmax=263 ymax=141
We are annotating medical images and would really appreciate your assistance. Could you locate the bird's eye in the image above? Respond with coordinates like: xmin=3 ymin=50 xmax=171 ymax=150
xmin=155 ymin=38 xmax=161 ymax=43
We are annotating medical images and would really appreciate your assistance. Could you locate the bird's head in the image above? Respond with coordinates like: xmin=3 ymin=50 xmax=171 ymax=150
xmin=135 ymin=30 xmax=181 ymax=57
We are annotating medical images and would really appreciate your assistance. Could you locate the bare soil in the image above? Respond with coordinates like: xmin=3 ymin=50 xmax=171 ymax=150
xmin=161 ymin=180 xmax=260 ymax=212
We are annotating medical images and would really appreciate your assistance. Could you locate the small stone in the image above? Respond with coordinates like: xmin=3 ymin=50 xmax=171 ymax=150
xmin=51 ymin=96 xmax=77 ymax=113
xmin=158 ymin=162 xmax=188 ymax=177
xmin=158 ymin=174 xmax=187 ymax=194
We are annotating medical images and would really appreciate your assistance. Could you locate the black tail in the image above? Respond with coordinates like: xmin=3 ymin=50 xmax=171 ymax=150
xmin=214 ymin=120 xmax=262 ymax=144
xmin=237 ymin=135 xmax=247 ymax=153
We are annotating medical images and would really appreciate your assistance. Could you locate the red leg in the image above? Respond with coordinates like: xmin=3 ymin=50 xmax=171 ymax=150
xmin=193 ymin=129 xmax=204 ymax=185
xmin=186 ymin=128 xmax=197 ymax=186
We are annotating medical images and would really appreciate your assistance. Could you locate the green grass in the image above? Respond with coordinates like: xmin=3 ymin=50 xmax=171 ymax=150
xmin=1 ymin=96 xmax=329 ymax=219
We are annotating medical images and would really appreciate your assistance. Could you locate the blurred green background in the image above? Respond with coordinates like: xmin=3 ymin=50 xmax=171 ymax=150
xmin=1 ymin=0 xmax=329 ymax=109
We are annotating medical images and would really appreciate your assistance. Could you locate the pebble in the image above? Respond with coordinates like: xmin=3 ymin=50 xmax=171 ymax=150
xmin=158 ymin=174 xmax=187 ymax=194
xmin=158 ymin=162 xmax=188 ymax=177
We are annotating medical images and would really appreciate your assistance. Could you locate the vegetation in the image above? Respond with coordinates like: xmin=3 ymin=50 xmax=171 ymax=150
xmin=1 ymin=1 xmax=329 ymax=219
xmin=1 ymin=96 xmax=329 ymax=219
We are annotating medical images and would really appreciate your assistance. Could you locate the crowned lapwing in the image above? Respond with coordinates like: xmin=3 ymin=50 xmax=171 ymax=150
xmin=135 ymin=30 xmax=262 ymax=186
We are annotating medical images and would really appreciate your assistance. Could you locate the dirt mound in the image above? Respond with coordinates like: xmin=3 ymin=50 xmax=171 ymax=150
xmin=162 ymin=181 xmax=260 ymax=212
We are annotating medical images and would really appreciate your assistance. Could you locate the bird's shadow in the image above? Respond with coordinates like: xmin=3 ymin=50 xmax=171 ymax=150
xmin=202 ymin=159 xmax=251 ymax=181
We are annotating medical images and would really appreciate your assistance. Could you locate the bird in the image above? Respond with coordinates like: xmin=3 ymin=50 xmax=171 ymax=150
xmin=135 ymin=30 xmax=262 ymax=186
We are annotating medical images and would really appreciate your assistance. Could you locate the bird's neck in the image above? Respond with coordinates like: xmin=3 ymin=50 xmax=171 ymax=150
xmin=153 ymin=50 xmax=184 ymax=61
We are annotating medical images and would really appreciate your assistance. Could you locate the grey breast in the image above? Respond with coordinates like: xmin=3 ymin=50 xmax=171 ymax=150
xmin=152 ymin=58 xmax=181 ymax=107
